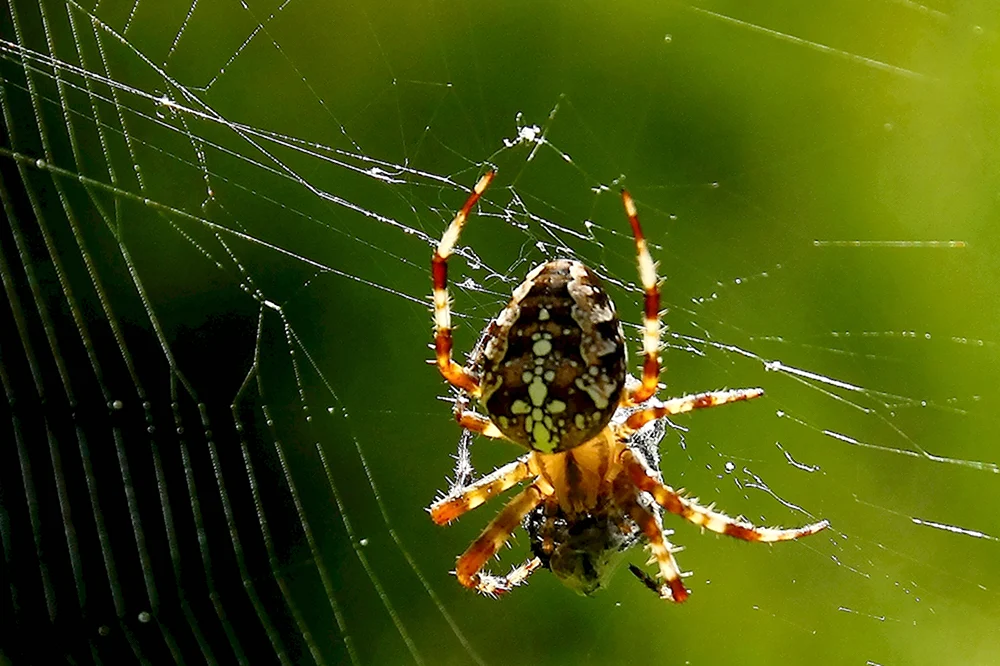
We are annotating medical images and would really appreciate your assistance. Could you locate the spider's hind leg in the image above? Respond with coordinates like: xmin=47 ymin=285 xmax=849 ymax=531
xmin=432 ymin=171 xmax=495 ymax=396
xmin=621 ymin=190 xmax=663 ymax=406
xmin=453 ymin=393 xmax=504 ymax=439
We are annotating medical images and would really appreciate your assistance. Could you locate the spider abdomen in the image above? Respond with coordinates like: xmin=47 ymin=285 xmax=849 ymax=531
xmin=477 ymin=259 xmax=627 ymax=453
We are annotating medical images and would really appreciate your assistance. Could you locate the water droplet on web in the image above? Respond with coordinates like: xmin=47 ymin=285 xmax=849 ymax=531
xmin=724 ymin=461 xmax=735 ymax=473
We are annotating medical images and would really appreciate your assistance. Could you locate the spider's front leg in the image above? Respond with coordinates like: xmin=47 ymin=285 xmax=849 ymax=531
xmin=429 ymin=454 xmax=534 ymax=525
xmin=432 ymin=171 xmax=495 ymax=396
xmin=613 ymin=474 xmax=689 ymax=602
xmin=454 ymin=484 xmax=546 ymax=595
xmin=468 ymin=557 xmax=543 ymax=598
xmin=621 ymin=449 xmax=830 ymax=542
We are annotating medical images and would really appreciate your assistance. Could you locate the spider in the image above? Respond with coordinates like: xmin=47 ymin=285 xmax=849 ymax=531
xmin=428 ymin=171 xmax=828 ymax=601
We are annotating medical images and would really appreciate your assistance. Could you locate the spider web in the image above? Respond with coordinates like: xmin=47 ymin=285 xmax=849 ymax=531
xmin=2 ymin=1 xmax=998 ymax=664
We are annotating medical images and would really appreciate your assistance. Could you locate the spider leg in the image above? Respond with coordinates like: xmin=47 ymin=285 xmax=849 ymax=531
xmin=621 ymin=449 xmax=830 ymax=542
xmin=469 ymin=557 xmax=544 ymax=598
xmin=613 ymin=473 xmax=689 ymax=602
xmin=432 ymin=171 xmax=496 ymax=396
xmin=455 ymin=484 xmax=545 ymax=594
xmin=619 ymin=387 xmax=765 ymax=434
xmin=429 ymin=454 xmax=534 ymax=525
xmin=621 ymin=190 xmax=662 ymax=406
xmin=453 ymin=394 xmax=504 ymax=439
xmin=456 ymin=410 xmax=504 ymax=438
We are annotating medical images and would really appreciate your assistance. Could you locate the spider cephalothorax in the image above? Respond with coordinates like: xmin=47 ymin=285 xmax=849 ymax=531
xmin=523 ymin=408 xmax=666 ymax=596
xmin=428 ymin=171 xmax=828 ymax=601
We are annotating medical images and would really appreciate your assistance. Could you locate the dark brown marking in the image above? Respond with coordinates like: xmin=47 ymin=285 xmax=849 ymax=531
xmin=474 ymin=260 xmax=626 ymax=452
xmin=432 ymin=255 xmax=447 ymax=290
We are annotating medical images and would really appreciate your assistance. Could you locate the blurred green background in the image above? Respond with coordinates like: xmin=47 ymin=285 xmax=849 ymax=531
xmin=2 ymin=0 xmax=998 ymax=664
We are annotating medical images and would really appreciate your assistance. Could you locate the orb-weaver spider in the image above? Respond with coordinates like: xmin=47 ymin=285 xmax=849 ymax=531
xmin=428 ymin=171 xmax=828 ymax=601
